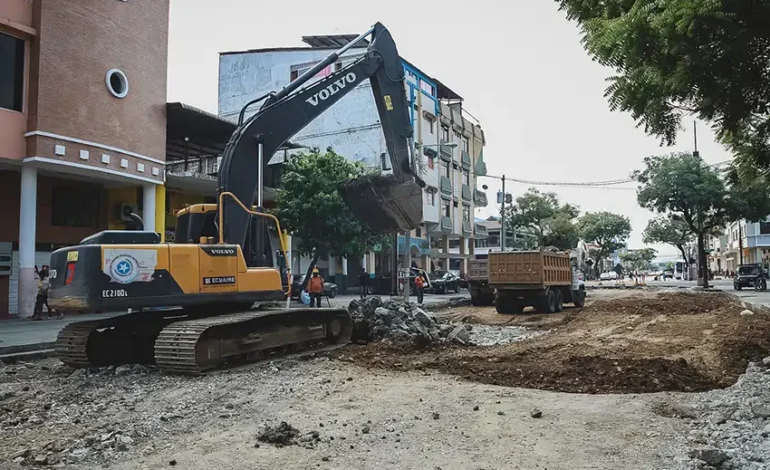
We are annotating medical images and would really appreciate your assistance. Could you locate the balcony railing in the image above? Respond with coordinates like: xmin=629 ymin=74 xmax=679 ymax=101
xmin=441 ymin=216 xmax=453 ymax=233
xmin=440 ymin=176 xmax=452 ymax=195
xmin=461 ymin=150 xmax=471 ymax=170
xmin=474 ymin=189 xmax=488 ymax=207
xmin=461 ymin=184 xmax=472 ymax=202
xmin=167 ymin=156 xmax=220 ymax=176
xmin=462 ymin=220 xmax=472 ymax=234
xmin=475 ymin=223 xmax=488 ymax=237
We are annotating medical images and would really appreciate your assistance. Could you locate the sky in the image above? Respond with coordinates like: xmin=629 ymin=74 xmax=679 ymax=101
xmin=166 ymin=0 xmax=734 ymax=257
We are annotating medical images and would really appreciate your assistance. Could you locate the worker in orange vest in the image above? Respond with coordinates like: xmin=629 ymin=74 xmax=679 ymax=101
xmin=414 ymin=272 xmax=425 ymax=304
xmin=307 ymin=268 xmax=325 ymax=308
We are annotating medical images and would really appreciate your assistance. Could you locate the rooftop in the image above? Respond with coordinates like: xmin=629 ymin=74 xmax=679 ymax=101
xmin=220 ymin=34 xmax=464 ymax=102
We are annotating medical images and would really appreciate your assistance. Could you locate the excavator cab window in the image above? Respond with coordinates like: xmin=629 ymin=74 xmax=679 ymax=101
xmin=175 ymin=210 xmax=218 ymax=244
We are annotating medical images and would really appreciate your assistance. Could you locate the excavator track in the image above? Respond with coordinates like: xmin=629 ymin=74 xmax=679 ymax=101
xmin=154 ymin=308 xmax=352 ymax=375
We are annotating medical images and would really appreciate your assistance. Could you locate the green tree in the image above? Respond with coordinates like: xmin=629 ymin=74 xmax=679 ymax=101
xmin=634 ymin=152 xmax=770 ymax=287
xmin=503 ymin=188 xmax=579 ymax=250
xmin=577 ymin=211 xmax=632 ymax=276
xmin=620 ymin=248 xmax=657 ymax=273
xmin=274 ymin=148 xmax=386 ymax=285
xmin=642 ymin=216 xmax=693 ymax=270
xmin=554 ymin=0 xmax=770 ymax=173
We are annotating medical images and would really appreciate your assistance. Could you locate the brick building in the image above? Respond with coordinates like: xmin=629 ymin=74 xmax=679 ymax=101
xmin=0 ymin=0 xmax=169 ymax=317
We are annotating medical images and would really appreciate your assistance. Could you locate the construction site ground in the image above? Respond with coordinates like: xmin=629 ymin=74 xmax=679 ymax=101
xmin=2 ymin=288 xmax=769 ymax=469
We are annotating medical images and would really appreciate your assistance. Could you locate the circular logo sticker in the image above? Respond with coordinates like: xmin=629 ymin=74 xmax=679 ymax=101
xmin=109 ymin=254 xmax=140 ymax=284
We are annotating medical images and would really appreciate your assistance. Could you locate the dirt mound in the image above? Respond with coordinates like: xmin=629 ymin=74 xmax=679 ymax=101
xmin=338 ymin=290 xmax=770 ymax=394
xmin=256 ymin=422 xmax=300 ymax=447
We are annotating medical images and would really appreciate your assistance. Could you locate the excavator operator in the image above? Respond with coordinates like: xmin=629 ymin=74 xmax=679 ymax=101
xmin=307 ymin=268 xmax=325 ymax=308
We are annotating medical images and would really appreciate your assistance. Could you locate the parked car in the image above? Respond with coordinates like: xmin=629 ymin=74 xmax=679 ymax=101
xmin=426 ymin=270 xmax=461 ymax=294
xmin=290 ymin=274 xmax=339 ymax=299
xmin=599 ymin=271 xmax=618 ymax=281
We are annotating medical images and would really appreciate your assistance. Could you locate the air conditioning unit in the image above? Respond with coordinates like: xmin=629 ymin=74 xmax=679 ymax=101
xmin=119 ymin=203 xmax=139 ymax=221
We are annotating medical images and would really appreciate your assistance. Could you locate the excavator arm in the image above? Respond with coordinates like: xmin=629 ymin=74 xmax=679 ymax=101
xmin=218 ymin=22 xmax=424 ymax=249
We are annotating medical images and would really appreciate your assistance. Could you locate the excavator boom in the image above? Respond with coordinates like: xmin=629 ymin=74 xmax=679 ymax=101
xmin=218 ymin=22 xmax=424 ymax=248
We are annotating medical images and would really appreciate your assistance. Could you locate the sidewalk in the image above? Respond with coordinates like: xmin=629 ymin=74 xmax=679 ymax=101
xmin=0 ymin=292 xmax=469 ymax=359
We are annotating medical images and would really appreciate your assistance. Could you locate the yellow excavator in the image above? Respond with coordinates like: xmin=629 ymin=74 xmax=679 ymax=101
xmin=47 ymin=22 xmax=424 ymax=374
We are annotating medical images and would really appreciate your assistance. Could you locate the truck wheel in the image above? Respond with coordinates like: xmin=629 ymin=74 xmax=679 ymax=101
xmin=573 ymin=288 xmax=586 ymax=308
xmin=537 ymin=290 xmax=557 ymax=313
xmin=471 ymin=295 xmax=485 ymax=306
xmin=495 ymin=293 xmax=522 ymax=314
xmin=555 ymin=289 xmax=564 ymax=312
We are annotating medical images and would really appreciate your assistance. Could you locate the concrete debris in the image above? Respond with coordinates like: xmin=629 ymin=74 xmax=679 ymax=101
xmin=531 ymin=409 xmax=543 ymax=419
xmin=739 ymin=309 xmax=754 ymax=317
xmin=680 ymin=362 xmax=770 ymax=470
xmin=348 ymin=297 xmax=534 ymax=347
xmin=256 ymin=421 xmax=300 ymax=447
xmin=348 ymin=297 xmax=467 ymax=344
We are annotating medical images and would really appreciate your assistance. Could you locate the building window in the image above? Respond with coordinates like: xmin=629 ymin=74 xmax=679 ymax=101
xmin=463 ymin=205 xmax=470 ymax=222
xmin=425 ymin=117 xmax=435 ymax=134
xmin=419 ymin=79 xmax=435 ymax=96
xmin=52 ymin=185 xmax=101 ymax=228
xmin=463 ymin=171 xmax=470 ymax=185
xmin=416 ymin=227 xmax=422 ymax=237
xmin=105 ymin=69 xmax=129 ymax=99
xmin=0 ymin=32 xmax=25 ymax=112
xmin=290 ymin=69 xmax=300 ymax=82
xmin=441 ymin=160 xmax=450 ymax=178
xmin=449 ymin=239 xmax=460 ymax=249
xmin=760 ymin=222 xmax=770 ymax=235
xmin=441 ymin=125 xmax=450 ymax=142
xmin=462 ymin=136 xmax=469 ymax=153
xmin=442 ymin=199 xmax=451 ymax=217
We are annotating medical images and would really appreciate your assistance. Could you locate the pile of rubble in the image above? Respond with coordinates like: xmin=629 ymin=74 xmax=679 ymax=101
xmin=682 ymin=359 xmax=770 ymax=470
xmin=348 ymin=297 xmax=470 ymax=345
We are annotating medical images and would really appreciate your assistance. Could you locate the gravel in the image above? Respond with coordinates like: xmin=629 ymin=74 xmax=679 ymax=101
xmin=678 ymin=359 xmax=770 ymax=470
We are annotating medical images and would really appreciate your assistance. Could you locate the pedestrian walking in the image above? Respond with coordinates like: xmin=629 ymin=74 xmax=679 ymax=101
xmin=32 ymin=265 xmax=60 ymax=320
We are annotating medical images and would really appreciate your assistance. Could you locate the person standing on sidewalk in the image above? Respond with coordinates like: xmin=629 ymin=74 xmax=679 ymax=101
xmin=359 ymin=268 xmax=369 ymax=299
xmin=414 ymin=272 xmax=425 ymax=305
xmin=307 ymin=268 xmax=325 ymax=308
xmin=32 ymin=266 xmax=61 ymax=320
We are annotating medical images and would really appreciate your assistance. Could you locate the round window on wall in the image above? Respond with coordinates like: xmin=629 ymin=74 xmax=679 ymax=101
xmin=105 ymin=69 xmax=129 ymax=99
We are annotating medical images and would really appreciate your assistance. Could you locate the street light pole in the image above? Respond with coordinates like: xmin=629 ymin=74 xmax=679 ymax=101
xmin=500 ymin=174 xmax=506 ymax=251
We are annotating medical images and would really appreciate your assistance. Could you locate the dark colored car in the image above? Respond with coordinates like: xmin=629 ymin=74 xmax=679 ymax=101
xmin=734 ymin=264 xmax=766 ymax=291
xmin=426 ymin=270 xmax=461 ymax=294
xmin=290 ymin=274 xmax=339 ymax=299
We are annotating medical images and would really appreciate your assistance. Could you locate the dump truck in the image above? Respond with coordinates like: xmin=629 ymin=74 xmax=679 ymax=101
xmin=489 ymin=249 xmax=586 ymax=314
xmin=467 ymin=257 xmax=494 ymax=306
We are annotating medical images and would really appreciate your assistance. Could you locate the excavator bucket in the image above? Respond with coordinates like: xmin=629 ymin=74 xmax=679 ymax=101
xmin=341 ymin=174 xmax=424 ymax=233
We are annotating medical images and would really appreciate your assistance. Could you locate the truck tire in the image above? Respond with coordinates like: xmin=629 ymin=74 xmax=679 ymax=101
xmin=495 ymin=293 xmax=523 ymax=314
xmin=573 ymin=288 xmax=586 ymax=308
xmin=471 ymin=294 xmax=486 ymax=306
xmin=536 ymin=290 xmax=558 ymax=313
xmin=555 ymin=289 xmax=564 ymax=312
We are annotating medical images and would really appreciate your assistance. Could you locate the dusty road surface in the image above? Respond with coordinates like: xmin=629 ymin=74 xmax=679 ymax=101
xmin=2 ymin=288 xmax=769 ymax=470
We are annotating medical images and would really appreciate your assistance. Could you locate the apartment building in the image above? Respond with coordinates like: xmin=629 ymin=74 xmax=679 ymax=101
xmin=716 ymin=219 xmax=770 ymax=273
xmin=0 ymin=0 xmax=169 ymax=317
xmin=218 ymin=33 xmax=489 ymax=287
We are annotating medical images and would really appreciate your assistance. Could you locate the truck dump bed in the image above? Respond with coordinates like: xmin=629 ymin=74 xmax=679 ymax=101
xmin=488 ymin=250 xmax=572 ymax=288
xmin=468 ymin=258 xmax=488 ymax=281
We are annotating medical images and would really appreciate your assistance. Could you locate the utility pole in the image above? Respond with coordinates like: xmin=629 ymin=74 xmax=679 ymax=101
xmin=500 ymin=174 xmax=506 ymax=251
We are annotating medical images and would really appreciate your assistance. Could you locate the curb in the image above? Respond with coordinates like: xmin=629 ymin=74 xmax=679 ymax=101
xmin=0 ymin=341 xmax=56 ymax=356
xmin=0 ymin=348 xmax=56 ymax=363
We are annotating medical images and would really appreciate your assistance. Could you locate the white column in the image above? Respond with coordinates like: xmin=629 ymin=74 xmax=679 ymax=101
xmin=285 ymin=234 xmax=293 ymax=274
xmin=143 ymin=183 xmax=156 ymax=232
xmin=18 ymin=165 xmax=38 ymax=317
xmin=342 ymin=257 xmax=348 ymax=275
xmin=328 ymin=256 xmax=336 ymax=277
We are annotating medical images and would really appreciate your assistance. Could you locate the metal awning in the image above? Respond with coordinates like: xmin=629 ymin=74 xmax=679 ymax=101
xmin=165 ymin=102 xmax=303 ymax=162
xmin=301 ymin=34 xmax=370 ymax=49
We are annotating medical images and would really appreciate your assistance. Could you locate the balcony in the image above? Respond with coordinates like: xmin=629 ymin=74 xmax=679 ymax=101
xmin=441 ymin=216 xmax=453 ymax=233
xmin=439 ymin=139 xmax=452 ymax=161
xmin=461 ymin=150 xmax=471 ymax=170
xmin=474 ymin=189 xmax=488 ymax=207
xmin=440 ymin=176 xmax=452 ymax=195
xmin=461 ymin=184 xmax=472 ymax=202
xmin=462 ymin=220 xmax=472 ymax=234
xmin=423 ymin=146 xmax=438 ymax=159
xmin=475 ymin=223 xmax=488 ymax=238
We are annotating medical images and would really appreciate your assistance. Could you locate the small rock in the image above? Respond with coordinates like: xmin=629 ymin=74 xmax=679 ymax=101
xmin=169 ymin=459 xmax=177 ymax=466
xmin=34 ymin=454 xmax=48 ymax=465
xmin=114 ymin=365 xmax=132 ymax=375
xmin=531 ymin=409 xmax=543 ymax=419
xmin=432 ymin=412 xmax=440 ymax=420
xmin=497 ymin=411 xmax=505 ymax=416
xmin=27 ymin=415 xmax=43 ymax=425
xmin=473 ymin=405 xmax=479 ymax=411
xmin=362 ymin=426 xmax=370 ymax=434
xmin=10 ymin=449 xmax=31 ymax=460
xmin=447 ymin=325 xmax=470 ymax=345
xmin=762 ymin=356 xmax=770 ymax=366
xmin=321 ymin=456 xmax=330 ymax=462
xmin=22 ymin=385 xmax=30 ymax=392
xmin=740 ymin=309 xmax=754 ymax=316
xmin=225 ymin=403 xmax=235 ymax=410
xmin=688 ymin=448 xmax=728 ymax=466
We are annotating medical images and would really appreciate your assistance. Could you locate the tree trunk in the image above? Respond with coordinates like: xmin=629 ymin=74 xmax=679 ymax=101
xmin=697 ymin=233 xmax=709 ymax=288
xmin=300 ymin=251 xmax=321 ymax=292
